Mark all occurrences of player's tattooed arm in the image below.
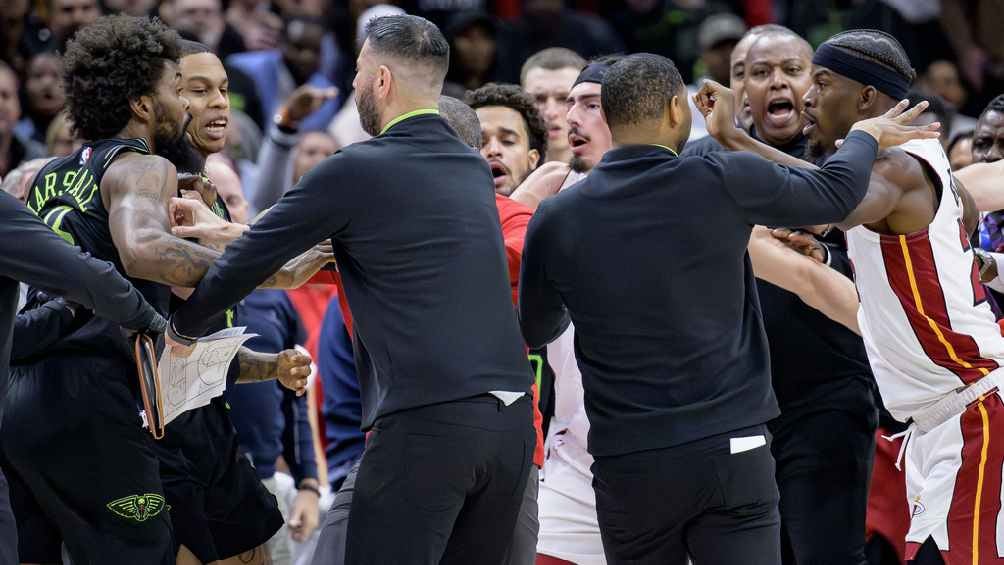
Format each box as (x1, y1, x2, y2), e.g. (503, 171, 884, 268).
(236, 346, 311, 396)
(103, 154, 222, 287)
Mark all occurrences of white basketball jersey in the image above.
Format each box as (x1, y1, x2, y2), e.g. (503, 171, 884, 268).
(847, 139, 1004, 421)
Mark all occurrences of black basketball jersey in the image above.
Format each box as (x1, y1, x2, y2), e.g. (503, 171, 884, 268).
(24, 138, 171, 365)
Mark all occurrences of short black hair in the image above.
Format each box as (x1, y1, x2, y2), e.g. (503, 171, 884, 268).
(824, 29, 916, 84)
(62, 15, 179, 141)
(520, 47, 586, 84)
(178, 39, 211, 57)
(438, 95, 482, 149)
(365, 15, 449, 79)
(467, 83, 548, 158)
(601, 53, 684, 129)
(981, 94, 1004, 118)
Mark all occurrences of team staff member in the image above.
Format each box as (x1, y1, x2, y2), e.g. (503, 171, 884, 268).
(519, 53, 935, 564)
(168, 15, 534, 564)
(0, 188, 167, 565)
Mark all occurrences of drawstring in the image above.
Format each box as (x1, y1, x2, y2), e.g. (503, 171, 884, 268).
(881, 423, 916, 471)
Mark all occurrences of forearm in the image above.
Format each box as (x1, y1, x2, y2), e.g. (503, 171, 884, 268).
(282, 391, 318, 483)
(236, 346, 279, 383)
(249, 128, 297, 215)
(956, 161, 1004, 212)
(718, 126, 819, 169)
(122, 228, 222, 288)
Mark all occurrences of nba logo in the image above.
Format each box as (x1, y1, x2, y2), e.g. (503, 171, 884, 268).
(79, 147, 92, 165)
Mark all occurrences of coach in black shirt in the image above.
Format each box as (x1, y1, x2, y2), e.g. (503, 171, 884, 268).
(519, 53, 931, 564)
(168, 15, 534, 565)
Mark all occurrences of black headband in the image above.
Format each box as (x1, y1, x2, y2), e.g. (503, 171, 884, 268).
(812, 43, 911, 101)
(572, 62, 609, 88)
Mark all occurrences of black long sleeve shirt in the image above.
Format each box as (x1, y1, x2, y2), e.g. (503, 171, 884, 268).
(173, 113, 532, 429)
(518, 131, 880, 457)
(0, 190, 160, 389)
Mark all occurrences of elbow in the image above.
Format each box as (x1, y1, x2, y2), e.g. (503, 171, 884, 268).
(117, 229, 161, 279)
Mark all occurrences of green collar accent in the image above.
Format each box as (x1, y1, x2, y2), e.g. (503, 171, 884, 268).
(379, 108, 440, 135)
(650, 144, 679, 157)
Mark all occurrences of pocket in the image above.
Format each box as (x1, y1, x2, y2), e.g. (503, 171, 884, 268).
(715, 442, 779, 509)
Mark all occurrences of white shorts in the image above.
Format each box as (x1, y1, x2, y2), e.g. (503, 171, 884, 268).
(904, 390, 1004, 564)
(537, 455, 606, 565)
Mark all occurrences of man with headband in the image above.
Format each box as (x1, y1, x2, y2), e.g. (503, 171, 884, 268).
(699, 29, 1004, 564)
(521, 49, 934, 563)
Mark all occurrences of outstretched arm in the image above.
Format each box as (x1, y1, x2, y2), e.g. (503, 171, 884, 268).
(0, 190, 163, 332)
(236, 346, 311, 396)
(102, 154, 222, 288)
(955, 160, 1004, 212)
(748, 226, 860, 334)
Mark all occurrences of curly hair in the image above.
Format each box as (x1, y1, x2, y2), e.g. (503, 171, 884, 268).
(62, 15, 180, 141)
(466, 83, 548, 158)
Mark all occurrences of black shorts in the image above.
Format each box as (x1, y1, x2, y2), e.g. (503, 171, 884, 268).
(0, 357, 174, 565)
(153, 396, 283, 563)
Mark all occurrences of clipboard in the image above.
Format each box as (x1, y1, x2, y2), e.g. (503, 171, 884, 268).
(134, 333, 166, 440)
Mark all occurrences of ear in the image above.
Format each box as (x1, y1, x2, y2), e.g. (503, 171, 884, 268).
(376, 65, 392, 100)
(129, 95, 154, 124)
(527, 148, 540, 170)
(858, 85, 879, 113)
(668, 94, 684, 127)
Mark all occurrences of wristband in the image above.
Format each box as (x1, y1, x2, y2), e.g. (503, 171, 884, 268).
(167, 317, 198, 346)
(298, 483, 321, 497)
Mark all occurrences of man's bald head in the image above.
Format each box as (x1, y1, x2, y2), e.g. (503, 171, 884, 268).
(729, 24, 797, 128)
(438, 95, 481, 149)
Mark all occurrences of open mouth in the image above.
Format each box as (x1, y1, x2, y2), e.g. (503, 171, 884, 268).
(204, 118, 228, 140)
(765, 98, 796, 129)
(569, 133, 589, 154)
(488, 160, 509, 188)
(548, 123, 563, 139)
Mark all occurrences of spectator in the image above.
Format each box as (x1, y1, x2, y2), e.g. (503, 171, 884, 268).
(164, 0, 247, 60)
(696, 12, 746, 86)
(0, 63, 45, 179)
(227, 15, 341, 133)
(520, 47, 585, 164)
(318, 298, 363, 492)
(102, 0, 157, 16)
(0, 0, 31, 75)
(15, 52, 64, 145)
(292, 131, 339, 183)
(516, 0, 624, 62)
(46, 0, 102, 50)
(246, 84, 339, 215)
(44, 110, 79, 157)
(919, 59, 979, 137)
(948, 129, 975, 170)
(225, 0, 282, 51)
(941, 0, 1004, 113)
(444, 11, 519, 92)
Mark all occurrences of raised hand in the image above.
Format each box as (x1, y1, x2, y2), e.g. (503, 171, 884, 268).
(693, 80, 738, 140)
(845, 99, 940, 150)
(276, 85, 339, 129)
(276, 348, 311, 396)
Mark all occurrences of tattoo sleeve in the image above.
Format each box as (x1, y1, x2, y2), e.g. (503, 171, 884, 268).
(105, 155, 222, 287)
(236, 347, 278, 383)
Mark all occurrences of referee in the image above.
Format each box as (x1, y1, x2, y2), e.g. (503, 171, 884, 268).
(518, 53, 932, 564)
(0, 189, 166, 565)
(167, 15, 534, 564)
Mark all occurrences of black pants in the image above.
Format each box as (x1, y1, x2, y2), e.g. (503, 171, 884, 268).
(592, 424, 781, 565)
(771, 402, 877, 565)
(0, 469, 15, 565)
(344, 394, 534, 565)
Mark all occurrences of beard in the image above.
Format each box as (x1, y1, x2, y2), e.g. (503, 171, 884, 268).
(357, 85, 381, 137)
(806, 137, 827, 164)
(154, 107, 204, 174)
(570, 155, 591, 173)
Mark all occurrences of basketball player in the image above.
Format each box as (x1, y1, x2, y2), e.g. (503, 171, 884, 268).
(698, 29, 1004, 565)
(1, 16, 307, 565)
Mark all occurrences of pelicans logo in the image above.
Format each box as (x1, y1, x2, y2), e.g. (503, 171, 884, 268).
(106, 493, 167, 522)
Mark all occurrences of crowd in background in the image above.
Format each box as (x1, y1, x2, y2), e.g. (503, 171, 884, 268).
(0, 1, 1002, 564)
